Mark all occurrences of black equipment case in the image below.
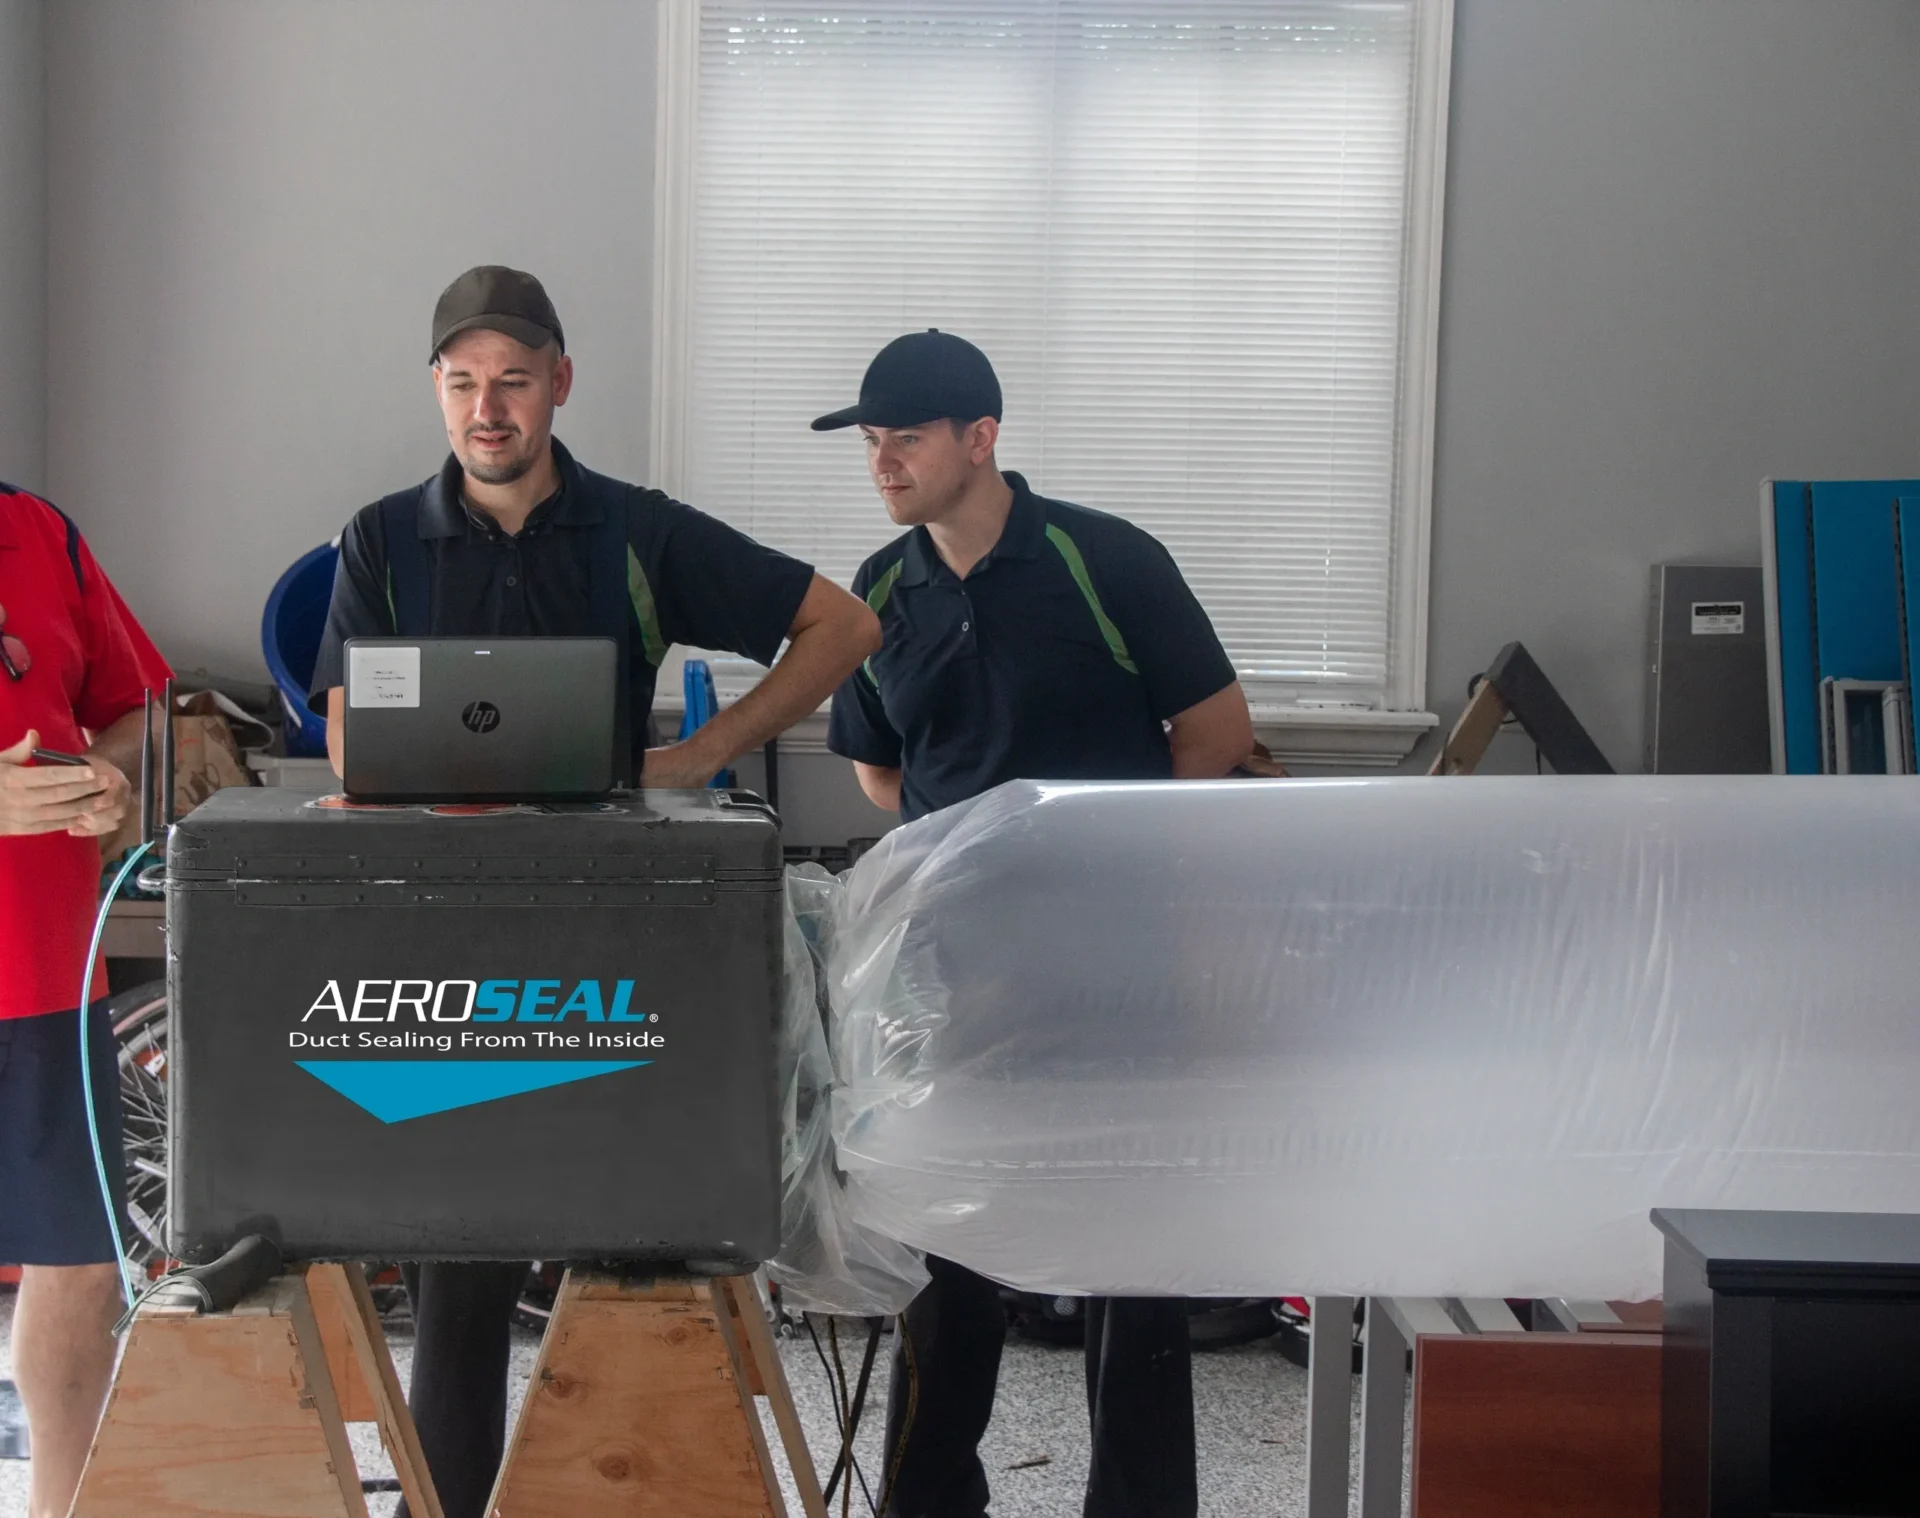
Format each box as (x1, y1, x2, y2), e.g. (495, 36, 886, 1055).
(165, 787, 784, 1266)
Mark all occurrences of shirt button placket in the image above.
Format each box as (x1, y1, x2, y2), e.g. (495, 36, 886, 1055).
(502, 542, 525, 633)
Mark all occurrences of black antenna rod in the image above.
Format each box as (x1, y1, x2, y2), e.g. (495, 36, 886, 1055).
(138, 688, 154, 850)
(160, 678, 177, 832)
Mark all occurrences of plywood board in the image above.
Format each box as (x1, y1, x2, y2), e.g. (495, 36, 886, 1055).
(72, 1277, 367, 1518)
(488, 1271, 781, 1518)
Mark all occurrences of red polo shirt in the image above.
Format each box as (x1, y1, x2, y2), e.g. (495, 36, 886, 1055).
(0, 486, 170, 1019)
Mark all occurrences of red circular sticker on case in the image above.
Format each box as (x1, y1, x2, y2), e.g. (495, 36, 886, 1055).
(426, 803, 527, 817)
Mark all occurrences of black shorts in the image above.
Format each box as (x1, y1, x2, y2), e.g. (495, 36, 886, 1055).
(0, 1004, 130, 1266)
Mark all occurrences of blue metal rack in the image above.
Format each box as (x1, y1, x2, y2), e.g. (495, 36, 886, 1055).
(1762, 478, 1920, 773)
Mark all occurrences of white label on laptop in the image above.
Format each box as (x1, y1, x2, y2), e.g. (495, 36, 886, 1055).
(349, 646, 421, 708)
(1691, 601, 1745, 635)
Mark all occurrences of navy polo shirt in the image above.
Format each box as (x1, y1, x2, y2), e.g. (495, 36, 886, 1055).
(310, 439, 814, 774)
(828, 472, 1237, 822)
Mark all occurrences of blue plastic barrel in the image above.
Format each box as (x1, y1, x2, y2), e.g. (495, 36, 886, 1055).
(261, 542, 339, 757)
(677, 659, 736, 788)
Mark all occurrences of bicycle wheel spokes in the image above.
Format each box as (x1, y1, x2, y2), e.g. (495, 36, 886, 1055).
(111, 982, 171, 1264)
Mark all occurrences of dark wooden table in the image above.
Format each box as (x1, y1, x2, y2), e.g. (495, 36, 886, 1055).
(102, 898, 165, 960)
(1654, 1207, 1920, 1518)
(102, 898, 167, 993)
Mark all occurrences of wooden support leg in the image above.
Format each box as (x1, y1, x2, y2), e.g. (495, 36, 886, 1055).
(308, 1262, 444, 1518)
(488, 1269, 827, 1518)
(1429, 678, 1510, 775)
(717, 1274, 770, 1397)
(71, 1274, 369, 1518)
(308, 1263, 380, 1422)
(713, 1277, 828, 1518)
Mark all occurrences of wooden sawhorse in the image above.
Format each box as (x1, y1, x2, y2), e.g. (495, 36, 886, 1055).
(72, 1265, 826, 1518)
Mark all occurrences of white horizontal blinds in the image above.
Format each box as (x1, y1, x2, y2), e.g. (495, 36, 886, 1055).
(687, 1, 1417, 701)
(1030, 6, 1415, 695)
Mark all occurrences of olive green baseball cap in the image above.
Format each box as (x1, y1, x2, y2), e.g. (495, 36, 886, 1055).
(430, 265, 565, 362)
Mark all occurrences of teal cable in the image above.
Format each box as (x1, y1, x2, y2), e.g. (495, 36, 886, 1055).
(80, 840, 153, 1311)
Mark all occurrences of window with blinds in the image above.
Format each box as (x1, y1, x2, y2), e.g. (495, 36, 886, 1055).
(667, 0, 1436, 707)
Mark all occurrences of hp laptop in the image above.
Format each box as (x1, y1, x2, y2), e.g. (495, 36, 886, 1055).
(342, 637, 617, 802)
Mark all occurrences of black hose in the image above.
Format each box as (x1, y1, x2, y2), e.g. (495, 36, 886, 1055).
(181, 1234, 284, 1313)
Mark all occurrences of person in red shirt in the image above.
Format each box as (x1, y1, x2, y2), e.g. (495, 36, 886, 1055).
(0, 481, 169, 1518)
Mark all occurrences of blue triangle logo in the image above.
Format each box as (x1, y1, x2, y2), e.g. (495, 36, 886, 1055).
(295, 1060, 650, 1124)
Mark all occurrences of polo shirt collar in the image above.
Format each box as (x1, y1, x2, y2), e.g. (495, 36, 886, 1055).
(416, 437, 602, 539)
(995, 473, 1048, 560)
(899, 471, 1046, 586)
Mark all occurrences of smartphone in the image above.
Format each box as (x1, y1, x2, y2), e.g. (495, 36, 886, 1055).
(30, 747, 91, 766)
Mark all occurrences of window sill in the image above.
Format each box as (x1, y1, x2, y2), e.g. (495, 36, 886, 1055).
(1249, 705, 1439, 769)
(654, 695, 1437, 767)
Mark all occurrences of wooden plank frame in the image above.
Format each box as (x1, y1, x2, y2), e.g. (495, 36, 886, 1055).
(72, 1269, 438, 1518)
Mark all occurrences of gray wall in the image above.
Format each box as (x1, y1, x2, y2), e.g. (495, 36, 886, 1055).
(1426, 0, 1920, 773)
(45, 0, 658, 677)
(0, 0, 45, 492)
(27, 0, 1920, 830)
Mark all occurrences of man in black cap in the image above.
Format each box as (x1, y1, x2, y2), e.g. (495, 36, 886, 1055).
(817, 331, 1253, 1518)
(310, 266, 880, 1518)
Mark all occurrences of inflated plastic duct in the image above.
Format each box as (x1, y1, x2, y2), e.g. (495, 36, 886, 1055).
(827, 777, 1920, 1301)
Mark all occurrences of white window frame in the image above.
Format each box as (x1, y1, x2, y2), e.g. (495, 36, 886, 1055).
(650, 0, 1452, 766)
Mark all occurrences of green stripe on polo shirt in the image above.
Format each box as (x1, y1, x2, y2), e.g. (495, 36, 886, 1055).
(865, 559, 904, 615)
(1044, 524, 1139, 675)
(626, 545, 668, 668)
(861, 558, 905, 687)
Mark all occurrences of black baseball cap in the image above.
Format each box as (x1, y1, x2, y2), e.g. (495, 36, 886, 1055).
(811, 330, 1002, 431)
(430, 265, 566, 362)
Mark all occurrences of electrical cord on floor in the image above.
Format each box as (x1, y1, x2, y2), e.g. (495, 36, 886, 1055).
(822, 1319, 883, 1509)
(836, 1318, 885, 1517)
(79, 839, 154, 1313)
(803, 1318, 852, 1503)
(876, 1320, 917, 1518)
(828, 1319, 850, 1503)
(829, 1318, 852, 1518)
(807, 1315, 879, 1516)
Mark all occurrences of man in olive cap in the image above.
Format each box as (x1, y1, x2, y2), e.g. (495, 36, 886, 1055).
(310, 265, 880, 1518)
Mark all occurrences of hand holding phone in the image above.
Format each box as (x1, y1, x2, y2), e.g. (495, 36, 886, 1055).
(0, 730, 119, 836)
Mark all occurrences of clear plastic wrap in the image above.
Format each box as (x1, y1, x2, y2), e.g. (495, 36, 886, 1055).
(767, 864, 929, 1316)
(827, 776, 1920, 1302)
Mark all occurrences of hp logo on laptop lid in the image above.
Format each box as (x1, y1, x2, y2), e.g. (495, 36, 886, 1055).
(462, 701, 501, 734)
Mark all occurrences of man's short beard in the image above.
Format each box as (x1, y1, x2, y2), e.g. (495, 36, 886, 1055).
(462, 450, 538, 486)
